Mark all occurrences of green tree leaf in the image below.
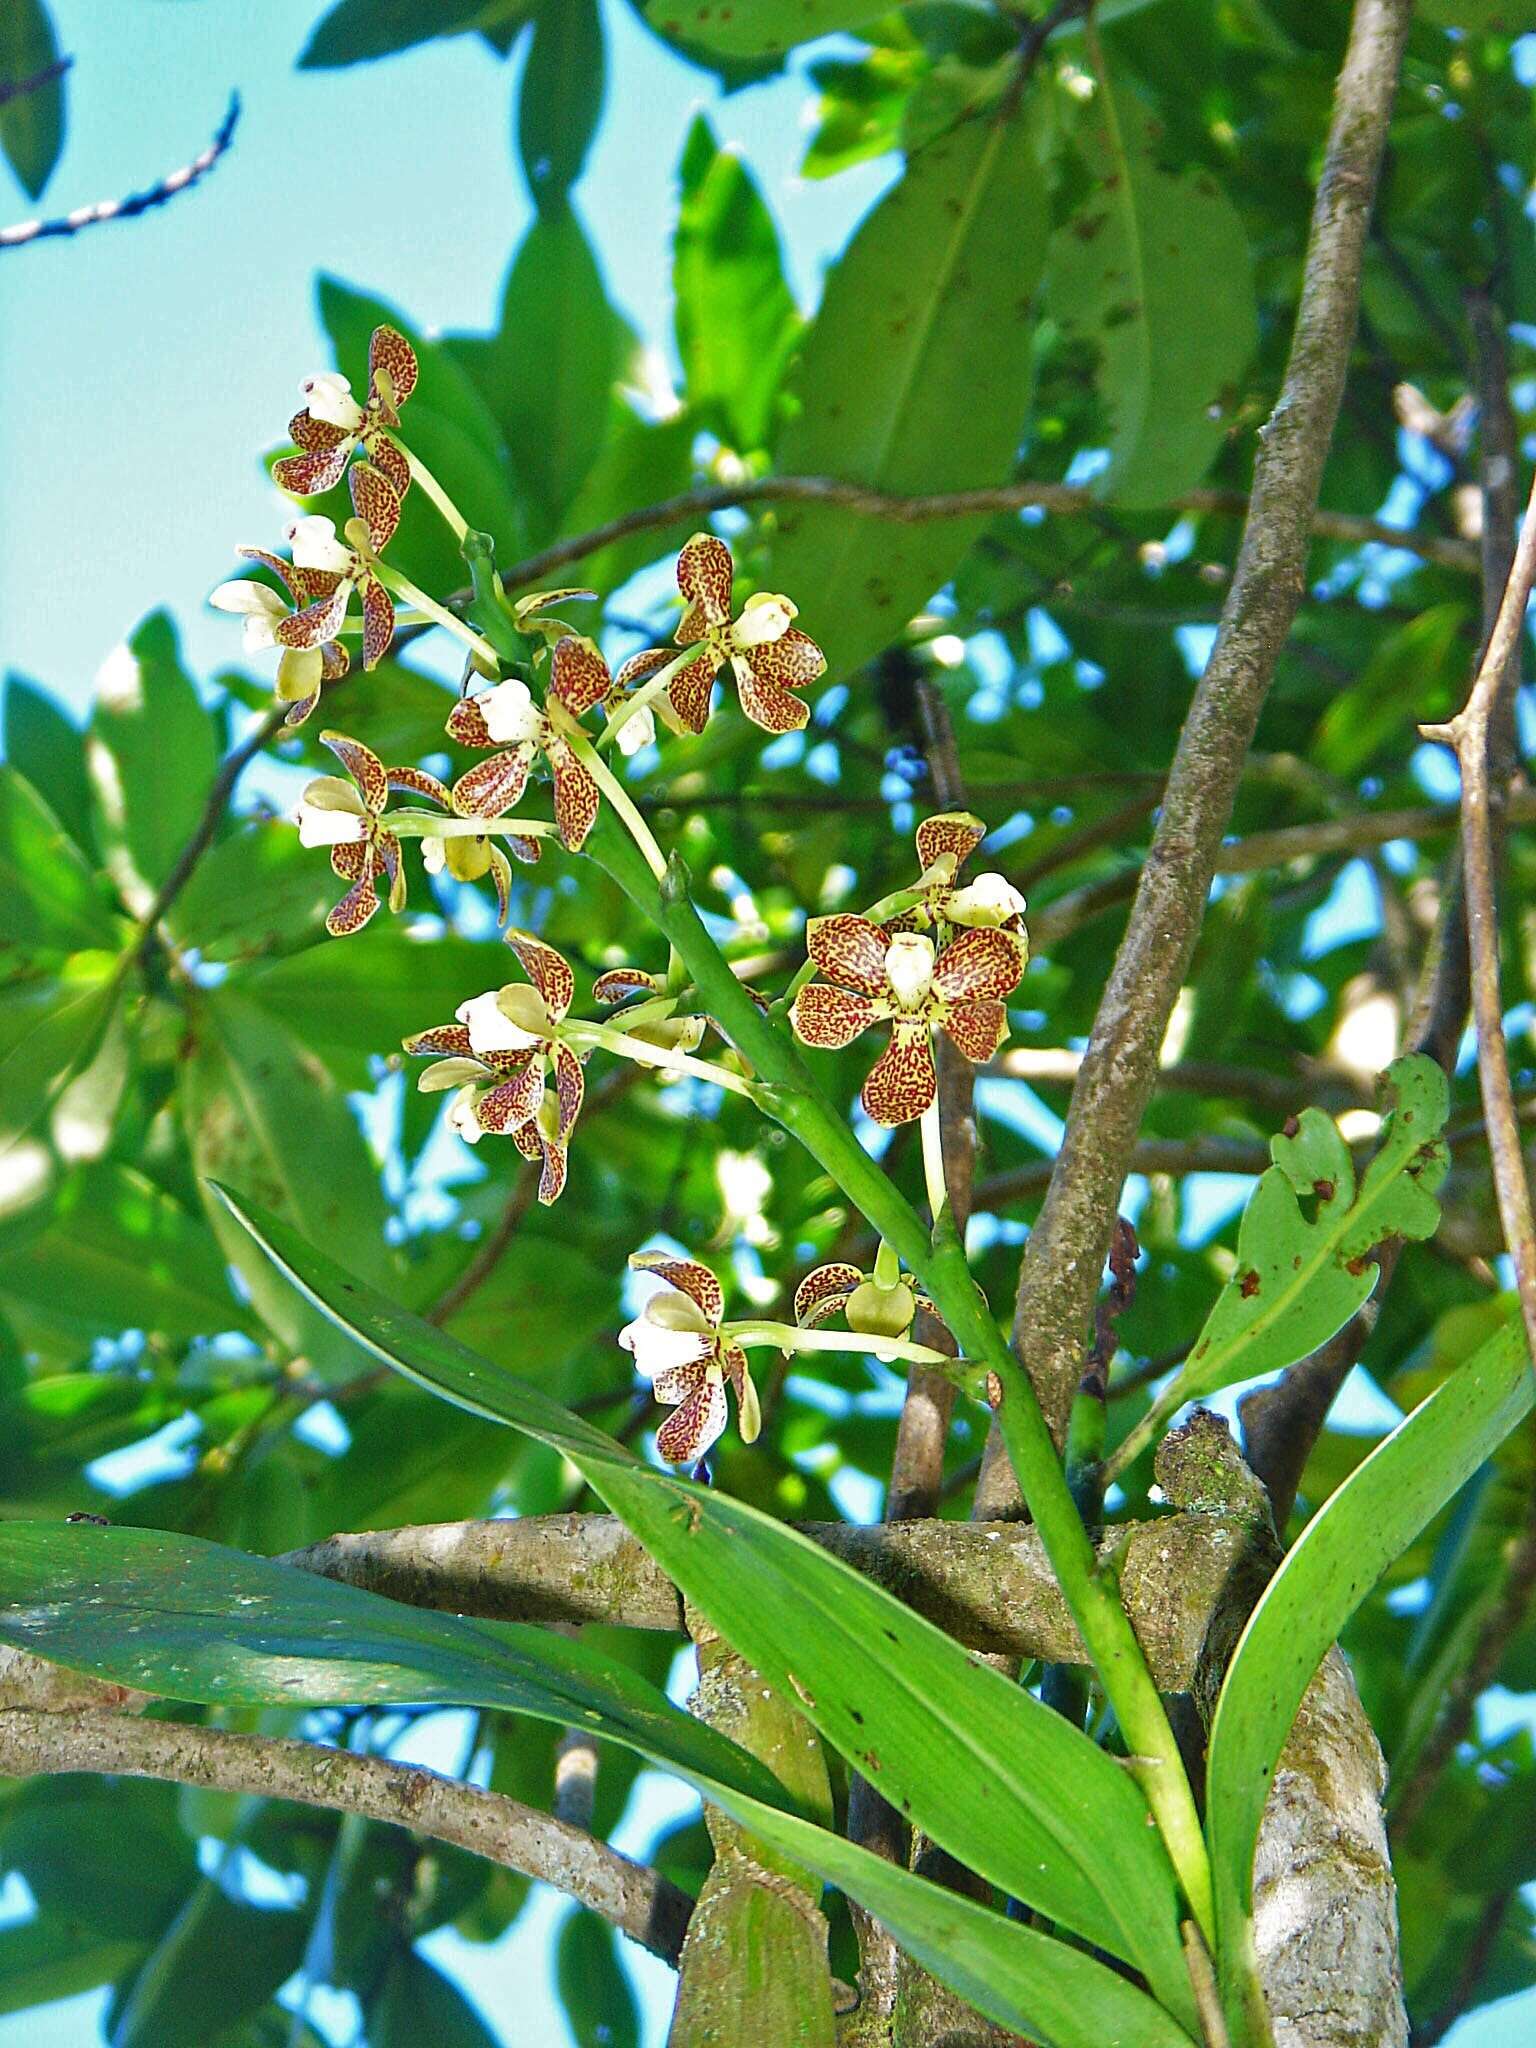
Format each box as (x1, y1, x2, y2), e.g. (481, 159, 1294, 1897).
(1045, 77, 1256, 507)
(642, 1, 888, 59)
(674, 114, 799, 449)
(769, 108, 1049, 682)
(108, 1880, 307, 2048)
(2, 675, 96, 860)
(374, 1950, 502, 2047)
(87, 613, 221, 907)
(0, 1779, 196, 1942)
(0, 767, 117, 956)
(557, 1908, 640, 2048)
(517, 0, 605, 212)
(1205, 1311, 1532, 2035)
(550, 403, 695, 590)
(0, 0, 63, 199)
(1107, 1055, 1451, 1480)
(0, 961, 119, 1193)
(214, 1190, 1199, 2019)
(300, 0, 534, 68)
(449, 213, 625, 539)
(0, 1919, 142, 2019)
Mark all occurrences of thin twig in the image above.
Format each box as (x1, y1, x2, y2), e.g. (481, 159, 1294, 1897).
(0, 1708, 692, 1965)
(2, 93, 240, 249)
(0, 54, 71, 109)
(1409, 1886, 1518, 2048)
(1422, 474, 1536, 1364)
(487, 477, 1474, 597)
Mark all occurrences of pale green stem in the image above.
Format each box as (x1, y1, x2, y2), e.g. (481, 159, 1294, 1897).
(404, 449, 469, 544)
(562, 1021, 760, 1101)
(372, 563, 500, 669)
(549, 708, 669, 882)
(595, 648, 697, 753)
(387, 810, 558, 843)
(727, 1323, 953, 1370)
(919, 1084, 949, 1225)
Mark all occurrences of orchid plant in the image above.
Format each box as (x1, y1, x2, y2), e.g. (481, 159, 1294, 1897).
(206, 323, 1223, 1939)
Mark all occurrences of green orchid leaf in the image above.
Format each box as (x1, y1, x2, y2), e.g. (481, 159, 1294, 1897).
(213, 1187, 1199, 2023)
(0, 0, 64, 199)
(1206, 1311, 1532, 2034)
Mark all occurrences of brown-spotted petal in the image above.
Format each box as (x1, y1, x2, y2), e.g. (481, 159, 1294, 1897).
(368, 325, 419, 412)
(932, 926, 1024, 1004)
(319, 638, 351, 682)
(277, 583, 349, 653)
(330, 839, 370, 883)
(549, 635, 612, 717)
(734, 656, 810, 736)
(387, 764, 452, 807)
(861, 1023, 937, 1127)
(794, 1263, 864, 1328)
(535, 1132, 568, 1205)
(665, 647, 719, 735)
(593, 968, 664, 1003)
(656, 1371, 728, 1464)
(506, 831, 544, 867)
(321, 731, 389, 813)
(916, 811, 985, 874)
(649, 1354, 711, 1406)
(326, 868, 380, 938)
(476, 1058, 546, 1133)
(404, 1022, 475, 1058)
(613, 645, 676, 693)
(676, 532, 734, 628)
(504, 930, 576, 1021)
(547, 737, 600, 853)
(349, 462, 401, 554)
(805, 914, 890, 998)
(365, 430, 412, 502)
(630, 1252, 724, 1326)
(376, 830, 406, 914)
(288, 410, 350, 455)
(236, 545, 304, 599)
(749, 626, 825, 689)
(359, 577, 395, 671)
(283, 688, 321, 728)
(452, 750, 531, 819)
(552, 1041, 585, 1143)
(446, 696, 497, 749)
(941, 999, 1008, 1066)
(486, 841, 513, 923)
(273, 444, 351, 497)
(790, 981, 878, 1050)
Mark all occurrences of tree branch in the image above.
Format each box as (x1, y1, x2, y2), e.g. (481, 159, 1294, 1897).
(0, 1706, 692, 1965)
(1002, 0, 1413, 1456)
(488, 477, 1474, 596)
(1, 93, 240, 250)
(282, 1510, 1264, 1693)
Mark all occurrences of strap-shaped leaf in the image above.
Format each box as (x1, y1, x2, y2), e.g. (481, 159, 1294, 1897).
(1205, 1311, 1531, 2029)
(214, 1185, 1198, 2025)
(0, 1520, 785, 1813)
(1107, 1054, 1449, 1480)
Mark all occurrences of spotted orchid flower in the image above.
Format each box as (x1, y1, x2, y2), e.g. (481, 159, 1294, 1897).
(209, 547, 349, 727)
(446, 635, 668, 851)
(276, 462, 402, 673)
(405, 932, 588, 1202)
(272, 325, 419, 502)
(889, 812, 1029, 947)
(795, 1245, 937, 1359)
(660, 533, 826, 736)
(789, 916, 1024, 1124)
(619, 1253, 761, 1463)
(296, 733, 414, 938)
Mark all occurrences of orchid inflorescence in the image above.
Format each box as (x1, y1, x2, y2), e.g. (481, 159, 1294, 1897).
(214, 323, 1029, 1464)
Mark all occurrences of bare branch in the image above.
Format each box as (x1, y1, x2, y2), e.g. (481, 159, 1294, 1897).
(487, 478, 1472, 599)
(0, 54, 71, 110)
(284, 1510, 1266, 1693)
(1004, 0, 1414, 1455)
(2, 94, 240, 250)
(0, 1707, 692, 1965)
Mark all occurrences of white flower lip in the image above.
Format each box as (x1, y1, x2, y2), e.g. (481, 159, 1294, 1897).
(732, 592, 796, 647)
(619, 1312, 712, 1380)
(296, 800, 367, 848)
(421, 836, 447, 876)
(457, 987, 544, 1054)
(287, 515, 354, 575)
(302, 371, 365, 432)
(884, 931, 936, 1009)
(476, 680, 544, 747)
(210, 579, 285, 651)
(947, 872, 1027, 926)
(613, 704, 656, 757)
(445, 1085, 484, 1146)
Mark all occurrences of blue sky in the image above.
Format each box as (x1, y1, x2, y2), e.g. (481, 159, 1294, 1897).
(1, 3, 1533, 2043)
